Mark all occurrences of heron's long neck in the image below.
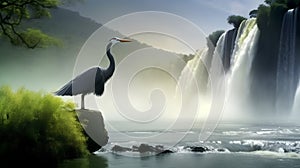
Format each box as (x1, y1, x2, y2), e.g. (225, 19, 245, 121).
(104, 42, 115, 81)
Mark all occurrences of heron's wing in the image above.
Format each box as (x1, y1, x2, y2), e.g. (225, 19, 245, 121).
(71, 67, 100, 95)
(55, 81, 73, 96)
(55, 67, 100, 96)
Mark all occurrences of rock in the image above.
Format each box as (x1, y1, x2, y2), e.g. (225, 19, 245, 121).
(154, 145, 174, 154)
(137, 144, 174, 154)
(190, 146, 207, 152)
(138, 144, 157, 153)
(76, 109, 109, 153)
(159, 149, 174, 154)
(252, 144, 262, 151)
(217, 148, 227, 152)
(132, 145, 139, 152)
(112, 145, 131, 152)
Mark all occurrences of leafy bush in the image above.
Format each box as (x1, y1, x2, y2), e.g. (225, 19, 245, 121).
(227, 15, 247, 28)
(0, 86, 88, 167)
(208, 30, 225, 47)
(257, 0, 299, 30)
(257, 4, 271, 30)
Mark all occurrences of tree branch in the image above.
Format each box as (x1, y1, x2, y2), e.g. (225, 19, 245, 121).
(0, 0, 60, 48)
(10, 23, 41, 49)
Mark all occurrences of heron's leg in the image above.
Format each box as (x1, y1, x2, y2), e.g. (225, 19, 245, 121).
(81, 94, 85, 109)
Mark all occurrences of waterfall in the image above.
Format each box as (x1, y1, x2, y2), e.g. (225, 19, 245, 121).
(231, 18, 257, 66)
(210, 33, 226, 75)
(177, 30, 229, 99)
(292, 81, 300, 116)
(223, 28, 237, 71)
(179, 18, 259, 121)
(176, 8, 299, 121)
(176, 34, 225, 122)
(224, 19, 260, 119)
(176, 48, 209, 97)
(276, 8, 299, 114)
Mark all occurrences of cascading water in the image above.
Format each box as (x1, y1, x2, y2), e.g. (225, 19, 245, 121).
(276, 8, 299, 115)
(178, 8, 299, 120)
(177, 18, 260, 120)
(223, 28, 237, 71)
(209, 33, 226, 76)
(225, 19, 260, 118)
(230, 19, 257, 66)
(292, 81, 300, 116)
(176, 48, 209, 97)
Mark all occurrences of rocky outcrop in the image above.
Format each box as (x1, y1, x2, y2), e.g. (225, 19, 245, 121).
(76, 109, 109, 153)
(111, 144, 174, 155)
(112, 145, 131, 152)
(184, 146, 208, 152)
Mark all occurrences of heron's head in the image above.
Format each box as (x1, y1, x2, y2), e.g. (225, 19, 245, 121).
(110, 37, 132, 44)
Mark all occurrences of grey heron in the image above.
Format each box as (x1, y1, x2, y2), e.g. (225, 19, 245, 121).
(55, 37, 131, 109)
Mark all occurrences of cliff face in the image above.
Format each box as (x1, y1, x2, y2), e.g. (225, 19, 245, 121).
(76, 109, 109, 153)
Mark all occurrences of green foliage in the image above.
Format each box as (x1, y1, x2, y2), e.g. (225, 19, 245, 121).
(256, 0, 299, 31)
(0, 86, 88, 166)
(208, 30, 225, 47)
(249, 9, 258, 18)
(0, 0, 80, 49)
(227, 15, 247, 28)
(257, 4, 271, 30)
(18, 28, 63, 47)
(265, 0, 300, 7)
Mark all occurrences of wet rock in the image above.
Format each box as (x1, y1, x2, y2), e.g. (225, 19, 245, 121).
(132, 145, 139, 152)
(217, 148, 227, 152)
(76, 109, 109, 153)
(138, 144, 157, 153)
(159, 149, 174, 154)
(190, 146, 208, 152)
(112, 145, 131, 152)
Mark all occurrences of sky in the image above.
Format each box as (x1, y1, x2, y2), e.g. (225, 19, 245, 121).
(66, 0, 264, 34)
(65, 0, 264, 54)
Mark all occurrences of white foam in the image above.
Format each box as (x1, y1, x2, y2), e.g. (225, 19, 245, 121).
(229, 141, 242, 145)
(246, 151, 300, 159)
(222, 131, 253, 136)
(256, 131, 276, 135)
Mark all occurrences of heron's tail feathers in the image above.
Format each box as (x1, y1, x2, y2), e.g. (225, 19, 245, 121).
(55, 81, 73, 96)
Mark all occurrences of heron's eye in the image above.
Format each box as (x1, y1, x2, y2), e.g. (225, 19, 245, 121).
(110, 37, 118, 41)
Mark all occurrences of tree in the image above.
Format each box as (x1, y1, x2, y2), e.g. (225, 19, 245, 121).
(264, 0, 276, 5)
(264, 0, 300, 7)
(256, 4, 271, 30)
(208, 30, 225, 47)
(227, 15, 247, 28)
(0, 0, 77, 48)
(249, 9, 258, 18)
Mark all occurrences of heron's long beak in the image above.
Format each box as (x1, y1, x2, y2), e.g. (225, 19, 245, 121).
(119, 39, 132, 42)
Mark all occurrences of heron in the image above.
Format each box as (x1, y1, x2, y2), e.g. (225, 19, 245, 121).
(55, 37, 131, 109)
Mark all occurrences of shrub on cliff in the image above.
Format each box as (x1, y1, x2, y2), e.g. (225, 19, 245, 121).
(208, 30, 225, 47)
(227, 15, 247, 28)
(0, 86, 88, 166)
